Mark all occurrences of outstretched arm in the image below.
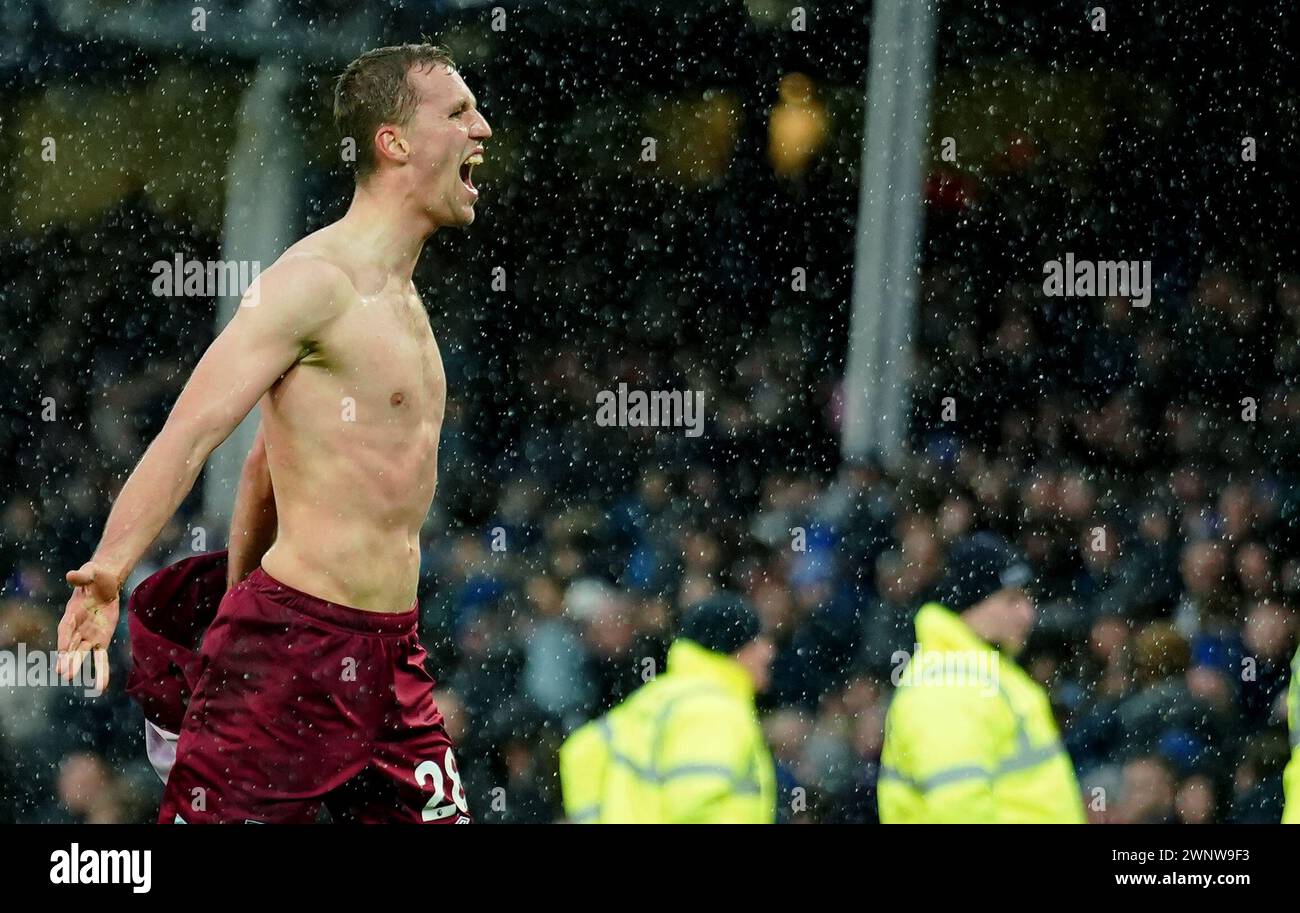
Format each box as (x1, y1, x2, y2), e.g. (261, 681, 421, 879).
(227, 422, 277, 590)
(57, 258, 351, 688)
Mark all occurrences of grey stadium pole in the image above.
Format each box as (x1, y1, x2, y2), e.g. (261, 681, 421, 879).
(840, 0, 938, 468)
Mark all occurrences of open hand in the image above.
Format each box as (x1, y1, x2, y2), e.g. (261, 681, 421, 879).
(56, 562, 121, 692)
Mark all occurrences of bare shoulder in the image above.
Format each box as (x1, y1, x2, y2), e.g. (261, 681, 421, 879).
(258, 246, 357, 314)
(241, 241, 360, 339)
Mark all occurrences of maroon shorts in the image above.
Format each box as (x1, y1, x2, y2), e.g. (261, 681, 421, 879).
(157, 567, 470, 824)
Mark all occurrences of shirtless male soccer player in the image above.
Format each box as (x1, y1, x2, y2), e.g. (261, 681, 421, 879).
(55, 44, 491, 823)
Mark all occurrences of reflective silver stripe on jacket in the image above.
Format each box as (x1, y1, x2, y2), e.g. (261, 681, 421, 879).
(884, 673, 1068, 793)
(596, 688, 761, 791)
(880, 741, 1067, 794)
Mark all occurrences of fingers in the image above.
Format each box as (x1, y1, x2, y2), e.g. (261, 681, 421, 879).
(59, 645, 103, 686)
(68, 648, 88, 683)
(56, 611, 73, 654)
(60, 631, 86, 682)
(57, 625, 104, 686)
(56, 604, 86, 678)
(56, 649, 75, 681)
(55, 627, 76, 680)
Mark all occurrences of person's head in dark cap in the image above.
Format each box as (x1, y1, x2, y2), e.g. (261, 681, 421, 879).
(935, 532, 1036, 655)
(679, 593, 774, 691)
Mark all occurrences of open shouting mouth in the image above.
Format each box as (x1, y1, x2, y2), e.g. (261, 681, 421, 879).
(459, 148, 484, 196)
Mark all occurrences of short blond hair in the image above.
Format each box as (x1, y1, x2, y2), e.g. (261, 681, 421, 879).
(334, 43, 456, 180)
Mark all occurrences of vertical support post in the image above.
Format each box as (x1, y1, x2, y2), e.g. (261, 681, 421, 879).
(841, 0, 938, 467)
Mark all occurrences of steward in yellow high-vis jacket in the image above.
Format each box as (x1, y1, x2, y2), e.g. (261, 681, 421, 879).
(1283, 646, 1300, 823)
(879, 533, 1086, 824)
(559, 594, 776, 824)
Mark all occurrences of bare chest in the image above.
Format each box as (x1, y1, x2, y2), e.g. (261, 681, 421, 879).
(324, 293, 446, 425)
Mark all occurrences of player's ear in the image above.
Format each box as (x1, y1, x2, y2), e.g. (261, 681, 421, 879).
(375, 126, 410, 166)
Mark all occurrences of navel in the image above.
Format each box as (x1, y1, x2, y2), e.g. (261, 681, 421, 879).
(390, 392, 405, 407)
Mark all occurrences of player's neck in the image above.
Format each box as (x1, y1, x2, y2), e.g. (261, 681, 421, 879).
(340, 182, 435, 282)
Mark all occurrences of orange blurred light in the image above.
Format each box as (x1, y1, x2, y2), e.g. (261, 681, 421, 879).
(768, 73, 829, 179)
